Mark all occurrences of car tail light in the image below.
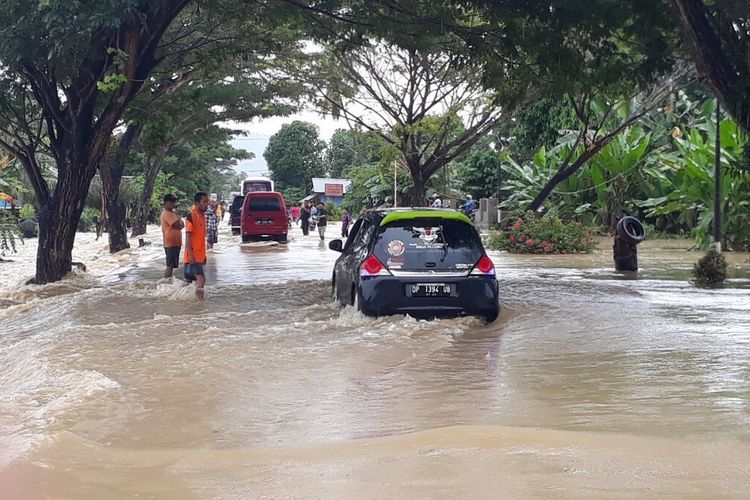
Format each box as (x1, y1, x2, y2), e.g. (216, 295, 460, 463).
(470, 255, 495, 276)
(360, 255, 391, 277)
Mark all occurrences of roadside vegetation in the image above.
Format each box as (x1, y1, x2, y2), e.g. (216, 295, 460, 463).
(0, 1, 747, 283)
(486, 213, 598, 255)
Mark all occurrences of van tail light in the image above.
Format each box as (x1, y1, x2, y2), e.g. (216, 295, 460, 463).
(360, 255, 391, 277)
(470, 255, 496, 276)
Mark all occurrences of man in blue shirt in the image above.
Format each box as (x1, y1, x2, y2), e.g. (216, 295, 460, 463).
(463, 195, 475, 217)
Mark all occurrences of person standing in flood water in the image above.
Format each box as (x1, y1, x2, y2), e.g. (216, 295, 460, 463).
(341, 207, 351, 238)
(206, 200, 219, 250)
(184, 192, 209, 300)
(315, 202, 327, 240)
(300, 201, 311, 236)
(160, 194, 183, 278)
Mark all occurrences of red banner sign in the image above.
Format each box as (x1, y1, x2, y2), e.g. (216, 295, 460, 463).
(325, 183, 344, 196)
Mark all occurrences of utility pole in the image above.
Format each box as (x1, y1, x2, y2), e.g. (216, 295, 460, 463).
(714, 100, 722, 251)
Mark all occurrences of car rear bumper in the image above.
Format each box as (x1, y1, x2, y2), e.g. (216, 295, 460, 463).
(242, 226, 287, 236)
(358, 275, 499, 319)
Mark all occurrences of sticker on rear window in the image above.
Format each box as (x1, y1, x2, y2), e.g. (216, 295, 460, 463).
(387, 240, 405, 257)
(413, 226, 441, 244)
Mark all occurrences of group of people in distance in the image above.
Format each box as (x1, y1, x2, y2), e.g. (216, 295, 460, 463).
(160, 192, 224, 300)
(297, 201, 326, 240)
(160, 191, 472, 300)
(160, 193, 353, 300)
(432, 192, 476, 219)
(292, 201, 353, 240)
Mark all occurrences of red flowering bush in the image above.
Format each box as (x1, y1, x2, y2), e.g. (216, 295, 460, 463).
(487, 212, 598, 254)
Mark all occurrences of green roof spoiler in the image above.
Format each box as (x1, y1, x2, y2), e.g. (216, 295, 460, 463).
(379, 210, 472, 226)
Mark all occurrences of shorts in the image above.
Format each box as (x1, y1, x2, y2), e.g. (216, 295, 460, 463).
(164, 246, 181, 269)
(207, 230, 218, 245)
(184, 263, 205, 281)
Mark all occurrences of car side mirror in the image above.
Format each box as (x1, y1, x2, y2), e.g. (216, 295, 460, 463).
(328, 239, 343, 252)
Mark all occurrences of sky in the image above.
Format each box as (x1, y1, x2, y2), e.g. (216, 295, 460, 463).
(228, 110, 344, 177)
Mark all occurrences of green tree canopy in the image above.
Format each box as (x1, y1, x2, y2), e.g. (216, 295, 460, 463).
(325, 129, 366, 178)
(0, 0, 191, 282)
(308, 40, 513, 205)
(508, 98, 579, 160)
(455, 148, 508, 201)
(264, 121, 326, 192)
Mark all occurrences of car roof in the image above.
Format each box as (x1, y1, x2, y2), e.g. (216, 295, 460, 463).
(375, 208, 473, 226)
(244, 191, 283, 197)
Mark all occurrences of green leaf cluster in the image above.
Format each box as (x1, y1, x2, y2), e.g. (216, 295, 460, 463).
(0, 210, 22, 256)
(264, 121, 326, 192)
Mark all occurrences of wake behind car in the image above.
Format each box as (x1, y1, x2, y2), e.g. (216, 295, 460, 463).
(241, 191, 288, 243)
(329, 208, 500, 322)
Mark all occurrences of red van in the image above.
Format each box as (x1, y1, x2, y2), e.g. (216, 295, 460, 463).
(241, 192, 288, 243)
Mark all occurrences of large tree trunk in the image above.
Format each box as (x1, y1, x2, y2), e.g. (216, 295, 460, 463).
(100, 124, 143, 253)
(100, 169, 130, 252)
(408, 160, 428, 206)
(9, 1, 190, 284)
(131, 148, 168, 244)
(673, 0, 750, 133)
(33, 161, 92, 284)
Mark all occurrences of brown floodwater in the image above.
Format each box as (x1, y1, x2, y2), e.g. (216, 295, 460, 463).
(1, 230, 749, 499)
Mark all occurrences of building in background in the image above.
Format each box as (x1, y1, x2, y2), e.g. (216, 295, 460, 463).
(310, 178, 352, 206)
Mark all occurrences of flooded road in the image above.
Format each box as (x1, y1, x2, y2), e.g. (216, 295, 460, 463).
(1, 226, 750, 498)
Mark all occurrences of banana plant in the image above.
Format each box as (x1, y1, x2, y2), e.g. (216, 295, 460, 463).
(638, 110, 749, 249)
(582, 124, 652, 228)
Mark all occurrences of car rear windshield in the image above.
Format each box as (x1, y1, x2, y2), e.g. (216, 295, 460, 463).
(247, 197, 282, 212)
(372, 218, 484, 272)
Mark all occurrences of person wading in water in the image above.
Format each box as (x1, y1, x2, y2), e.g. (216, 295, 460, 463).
(341, 207, 351, 238)
(300, 201, 311, 236)
(160, 194, 184, 278)
(206, 200, 219, 250)
(184, 192, 209, 300)
(315, 202, 327, 240)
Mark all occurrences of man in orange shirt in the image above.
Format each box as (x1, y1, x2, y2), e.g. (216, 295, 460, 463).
(160, 194, 184, 278)
(184, 192, 209, 299)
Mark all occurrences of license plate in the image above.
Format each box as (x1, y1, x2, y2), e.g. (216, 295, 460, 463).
(255, 218, 272, 225)
(409, 283, 453, 297)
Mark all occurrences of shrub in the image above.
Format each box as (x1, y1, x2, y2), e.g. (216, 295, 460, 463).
(19, 204, 36, 219)
(692, 246, 727, 287)
(77, 207, 100, 232)
(324, 200, 342, 221)
(486, 211, 598, 254)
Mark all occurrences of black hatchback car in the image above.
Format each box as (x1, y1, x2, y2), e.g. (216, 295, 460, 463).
(329, 208, 500, 322)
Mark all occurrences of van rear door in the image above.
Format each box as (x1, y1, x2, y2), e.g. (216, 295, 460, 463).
(245, 195, 286, 229)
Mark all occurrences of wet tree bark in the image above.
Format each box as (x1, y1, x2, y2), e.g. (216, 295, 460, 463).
(100, 123, 143, 253)
(34, 157, 94, 283)
(408, 158, 428, 207)
(528, 167, 581, 213)
(131, 146, 169, 245)
(3, 2, 191, 283)
(672, 0, 750, 134)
